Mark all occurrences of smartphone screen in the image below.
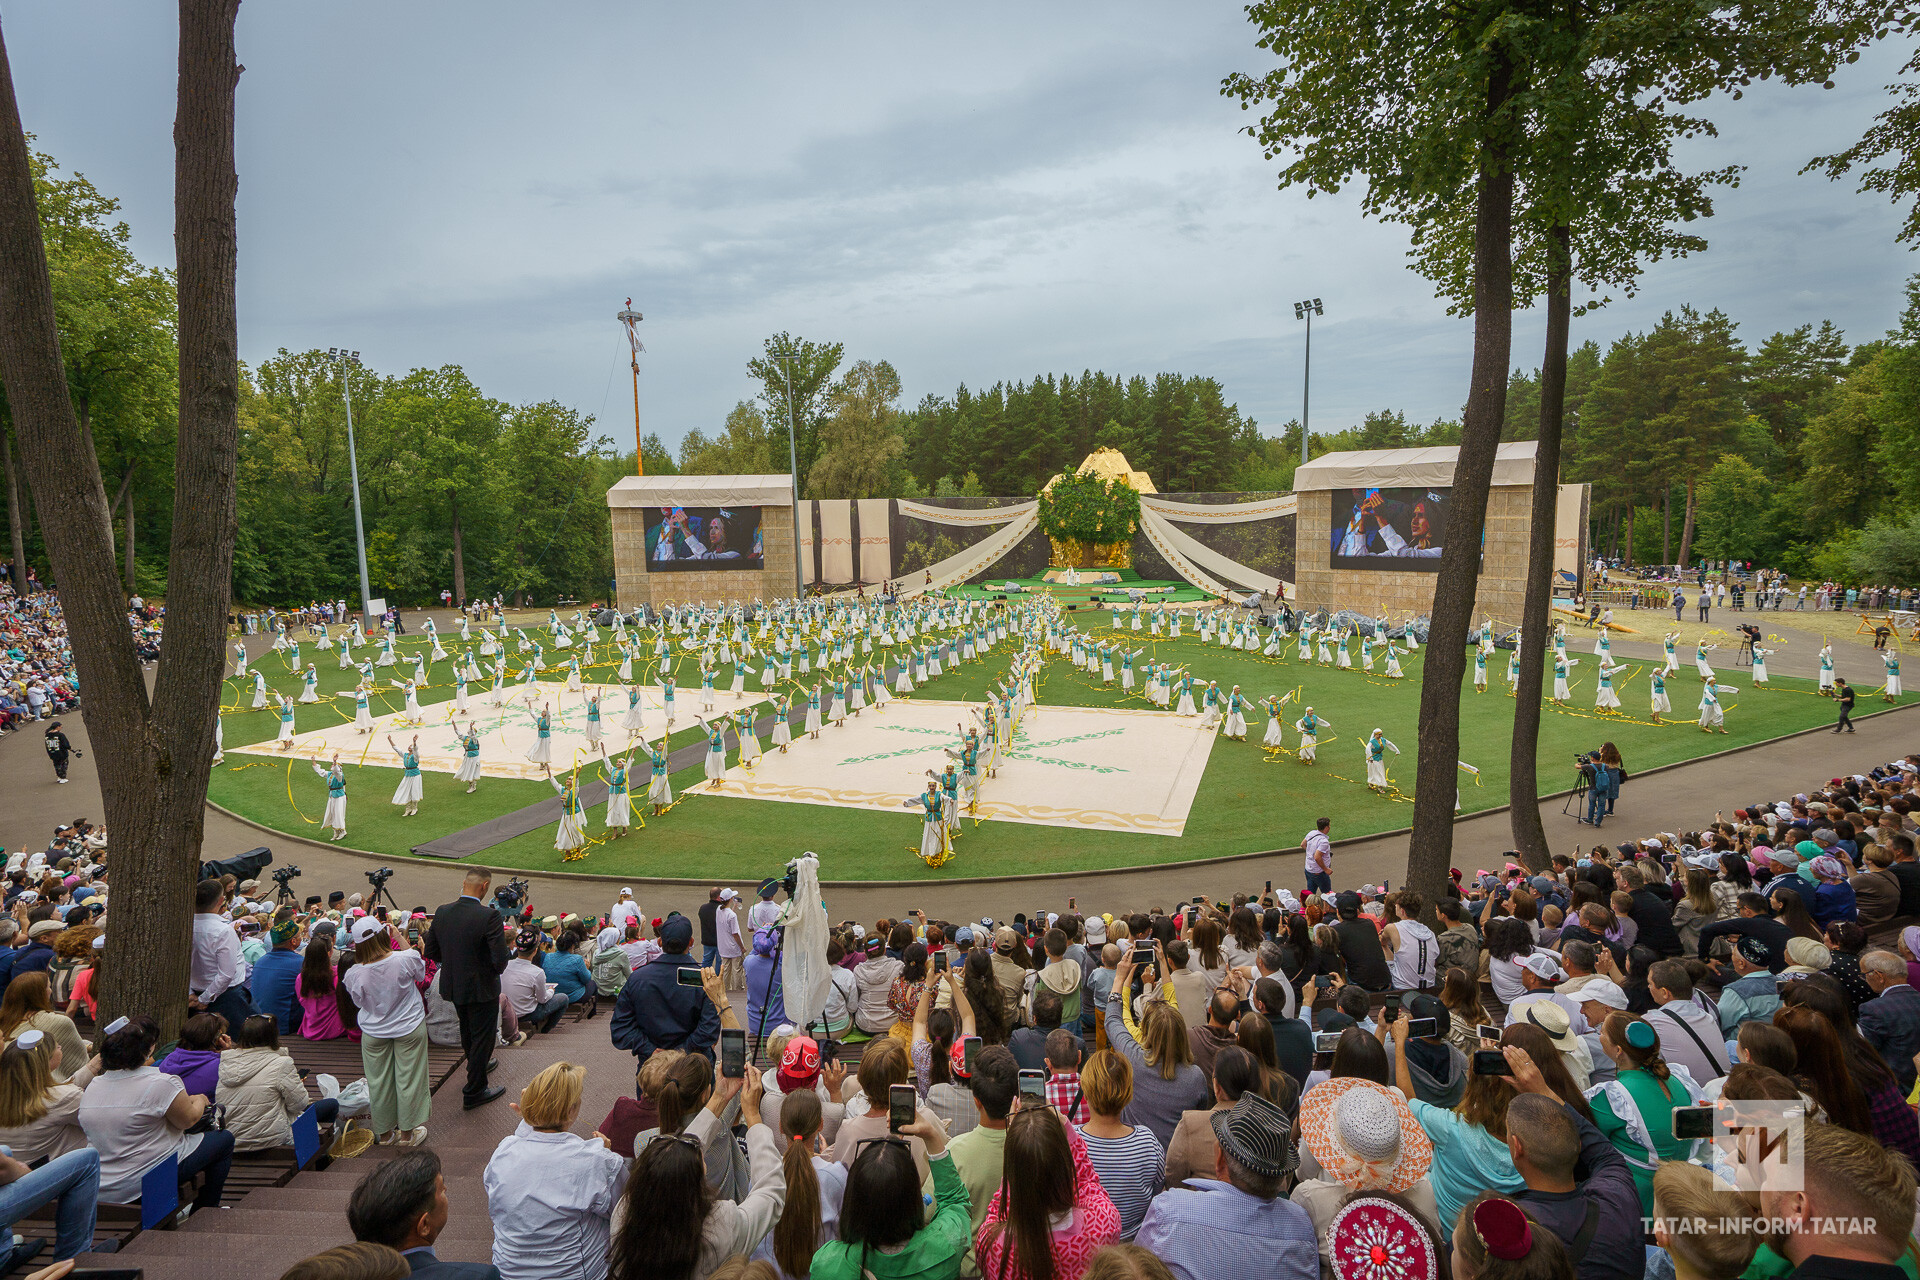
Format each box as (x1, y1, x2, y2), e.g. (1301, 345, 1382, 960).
(1313, 974, 1332, 989)
(1017, 1068, 1047, 1101)
(1672, 1106, 1718, 1141)
(1472, 1049, 1512, 1076)
(1191, 896, 1204, 905)
(1383, 993, 1402, 1012)
(933, 950, 949, 973)
(1133, 944, 1154, 964)
(1477, 1024, 1502, 1043)
(962, 1035, 981, 1078)
(888, 1083, 916, 1133)
(676, 966, 704, 988)
(719, 1028, 746, 1079)
(1404, 1017, 1438, 1039)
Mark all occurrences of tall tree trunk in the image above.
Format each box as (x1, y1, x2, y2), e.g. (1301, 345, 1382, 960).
(1509, 224, 1570, 872)
(1, 422, 27, 595)
(0, 0, 243, 1042)
(448, 487, 465, 605)
(123, 493, 134, 594)
(1676, 476, 1698, 569)
(1662, 490, 1671, 563)
(1624, 501, 1633, 565)
(1406, 60, 1516, 919)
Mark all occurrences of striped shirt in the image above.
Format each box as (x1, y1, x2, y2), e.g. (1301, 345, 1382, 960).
(1079, 1123, 1166, 1240)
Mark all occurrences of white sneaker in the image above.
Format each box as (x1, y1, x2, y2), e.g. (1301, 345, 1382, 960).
(400, 1126, 428, 1147)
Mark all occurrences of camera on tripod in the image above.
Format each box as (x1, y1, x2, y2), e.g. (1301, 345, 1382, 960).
(367, 867, 393, 888)
(494, 876, 530, 917)
(271, 865, 301, 902)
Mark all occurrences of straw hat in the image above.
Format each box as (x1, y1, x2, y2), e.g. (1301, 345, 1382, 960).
(1298, 1078, 1432, 1195)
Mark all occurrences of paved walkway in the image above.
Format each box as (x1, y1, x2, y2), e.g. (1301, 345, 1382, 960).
(6, 632, 1908, 929)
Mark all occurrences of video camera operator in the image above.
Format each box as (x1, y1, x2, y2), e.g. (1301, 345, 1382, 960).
(1737, 623, 1761, 663)
(1574, 751, 1614, 828)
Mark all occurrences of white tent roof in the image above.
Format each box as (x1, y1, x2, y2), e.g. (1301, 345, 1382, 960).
(1292, 440, 1540, 491)
(606, 474, 796, 508)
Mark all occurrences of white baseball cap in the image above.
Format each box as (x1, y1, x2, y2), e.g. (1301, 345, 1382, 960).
(718, 889, 738, 902)
(1519, 953, 1567, 981)
(349, 917, 386, 944)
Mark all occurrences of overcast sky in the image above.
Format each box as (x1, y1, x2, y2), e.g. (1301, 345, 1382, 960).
(7, 3, 1917, 458)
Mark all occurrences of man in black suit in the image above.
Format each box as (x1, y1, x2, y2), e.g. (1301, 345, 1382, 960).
(348, 1149, 500, 1279)
(423, 869, 509, 1110)
(1859, 950, 1920, 1094)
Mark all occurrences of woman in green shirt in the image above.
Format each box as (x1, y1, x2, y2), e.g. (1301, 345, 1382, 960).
(812, 1112, 969, 1280)
(1585, 1011, 1700, 1216)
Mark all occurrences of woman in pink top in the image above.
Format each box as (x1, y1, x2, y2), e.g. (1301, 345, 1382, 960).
(977, 1104, 1120, 1280)
(296, 937, 348, 1040)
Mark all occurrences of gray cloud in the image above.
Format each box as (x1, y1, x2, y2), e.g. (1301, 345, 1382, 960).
(6, 2, 1916, 459)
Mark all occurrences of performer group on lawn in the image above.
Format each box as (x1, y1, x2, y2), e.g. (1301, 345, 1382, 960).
(222, 585, 1901, 863)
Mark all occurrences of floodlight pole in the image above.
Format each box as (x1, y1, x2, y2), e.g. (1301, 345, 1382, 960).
(1294, 298, 1323, 465)
(618, 300, 645, 475)
(774, 352, 803, 599)
(330, 348, 374, 631)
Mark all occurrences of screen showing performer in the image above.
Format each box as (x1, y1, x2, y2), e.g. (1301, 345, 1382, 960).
(646, 506, 765, 571)
(1329, 487, 1448, 572)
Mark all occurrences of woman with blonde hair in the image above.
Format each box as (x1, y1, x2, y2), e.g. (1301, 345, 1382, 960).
(755, 1089, 847, 1279)
(1651, 1161, 1759, 1280)
(1102, 951, 1210, 1148)
(338, 916, 429, 1148)
(0, 970, 89, 1082)
(1673, 868, 1717, 955)
(0, 1029, 90, 1162)
(1076, 1050, 1164, 1241)
(1081, 1245, 1174, 1280)
(485, 1061, 631, 1280)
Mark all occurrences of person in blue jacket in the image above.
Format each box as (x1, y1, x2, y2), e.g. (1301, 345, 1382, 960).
(609, 914, 720, 1076)
(248, 917, 306, 1034)
(539, 929, 596, 1010)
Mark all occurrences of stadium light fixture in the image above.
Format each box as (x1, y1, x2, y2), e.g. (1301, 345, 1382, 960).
(1292, 299, 1324, 465)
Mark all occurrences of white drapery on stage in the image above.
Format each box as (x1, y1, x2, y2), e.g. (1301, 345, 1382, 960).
(857, 498, 892, 584)
(818, 501, 855, 585)
(901, 506, 1041, 596)
(1142, 493, 1298, 524)
(1138, 507, 1286, 596)
(896, 498, 1039, 526)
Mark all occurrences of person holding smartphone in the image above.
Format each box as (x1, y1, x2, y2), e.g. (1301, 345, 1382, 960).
(610, 914, 722, 1070)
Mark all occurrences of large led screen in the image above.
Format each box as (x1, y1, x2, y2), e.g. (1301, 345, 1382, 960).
(645, 506, 764, 571)
(1329, 487, 1448, 572)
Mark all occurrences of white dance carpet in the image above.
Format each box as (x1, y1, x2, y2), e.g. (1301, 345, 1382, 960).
(696, 699, 1218, 836)
(237, 682, 1219, 835)
(231, 679, 758, 781)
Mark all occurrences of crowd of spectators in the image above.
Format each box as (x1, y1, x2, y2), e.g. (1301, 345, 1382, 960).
(0, 581, 88, 733)
(8, 749, 1920, 1280)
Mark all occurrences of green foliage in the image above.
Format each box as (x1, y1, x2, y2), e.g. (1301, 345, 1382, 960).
(808, 360, 907, 499)
(1692, 454, 1776, 564)
(1036, 469, 1140, 546)
(895, 532, 963, 575)
(1850, 510, 1920, 583)
(748, 333, 843, 498)
(900, 371, 1255, 496)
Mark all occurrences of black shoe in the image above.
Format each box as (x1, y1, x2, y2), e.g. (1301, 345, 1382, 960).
(487, 1059, 500, 1074)
(6, 1242, 43, 1271)
(464, 1086, 505, 1110)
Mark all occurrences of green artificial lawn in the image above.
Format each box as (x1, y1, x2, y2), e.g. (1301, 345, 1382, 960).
(208, 622, 1884, 881)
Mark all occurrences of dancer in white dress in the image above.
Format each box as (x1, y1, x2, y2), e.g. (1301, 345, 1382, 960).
(601, 749, 635, 837)
(696, 715, 728, 788)
(1650, 669, 1671, 721)
(233, 640, 249, 677)
(1261, 695, 1287, 747)
(314, 755, 348, 840)
(1294, 708, 1327, 763)
(1694, 643, 1717, 681)
(1364, 729, 1400, 792)
(1552, 655, 1576, 703)
(1594, 658, 1622, 711)
(297, 664, 319, 704)
(1750, 646, 1771, 686)
(454, 722, 484, 792)
(546, 766, 588, 855)
(1698, 683, 1729, 732)
(1883, 650, 1902, 700)
(525, 703, 554, 766)
(274, 694, 297, 748)
(387, 734, 423, 816)
(251, 669, 269, 710)
(1818, 643, 1836, 693)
